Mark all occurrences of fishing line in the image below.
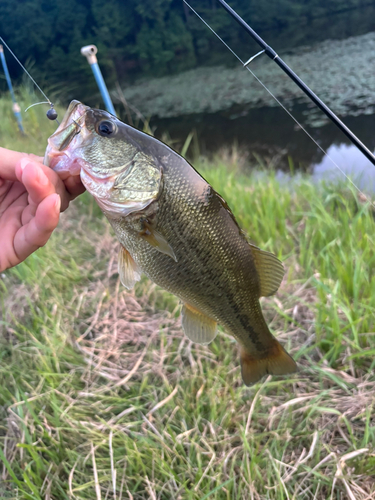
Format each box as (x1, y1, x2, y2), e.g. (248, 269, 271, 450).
(0, 36, 58, 121)
(182, 0, 375, 208)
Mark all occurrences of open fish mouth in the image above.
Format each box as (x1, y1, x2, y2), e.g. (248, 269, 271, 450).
(44, 100, 89, 174)
(44, 100, 157, 217)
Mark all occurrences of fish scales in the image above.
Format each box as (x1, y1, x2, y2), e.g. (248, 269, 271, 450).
(45, 101, 297, 385)
(110, 160, 268, 351)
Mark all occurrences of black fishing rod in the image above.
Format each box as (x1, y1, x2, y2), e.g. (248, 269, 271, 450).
(215, 0, 375, 167)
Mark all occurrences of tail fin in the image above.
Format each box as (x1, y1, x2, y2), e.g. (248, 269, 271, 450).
(240, 340, 297, 386)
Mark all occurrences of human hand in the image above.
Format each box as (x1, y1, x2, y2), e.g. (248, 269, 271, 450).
(0, 147, 85, 272)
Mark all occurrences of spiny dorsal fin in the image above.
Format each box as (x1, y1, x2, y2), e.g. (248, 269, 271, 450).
(250, 245, 285, 297)
(118, 246, 141, 290)
(181, 303, 217, 345)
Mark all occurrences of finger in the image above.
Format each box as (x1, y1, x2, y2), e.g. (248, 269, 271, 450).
(16, 159, 74, 211)
(0, 182, 27, 217)
(13, 193, 61, 263)
(46, 168, 85, 202)
(21, 203, 37, 226)
(18, 161, 56, 207)
(64, 175, 86, 200)
(0, 148, 43, 181)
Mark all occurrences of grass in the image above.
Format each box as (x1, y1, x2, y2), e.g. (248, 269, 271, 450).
(0, 90, 375, 499)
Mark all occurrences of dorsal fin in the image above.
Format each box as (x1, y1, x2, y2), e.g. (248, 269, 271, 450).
(250, 245, 284, 297)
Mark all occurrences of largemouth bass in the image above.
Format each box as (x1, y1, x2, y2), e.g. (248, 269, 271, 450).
(45, 101, 297, 385)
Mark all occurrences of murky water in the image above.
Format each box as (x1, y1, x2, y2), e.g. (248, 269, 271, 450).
(151, 104, 375, 190)
(121, 5, 375, 190)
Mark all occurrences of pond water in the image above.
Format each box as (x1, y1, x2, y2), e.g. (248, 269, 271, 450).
(120, 4, 375, 189)
(151, 104, 375, 190)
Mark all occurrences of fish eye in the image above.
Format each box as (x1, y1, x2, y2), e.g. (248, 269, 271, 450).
(97, 120, 117, 137)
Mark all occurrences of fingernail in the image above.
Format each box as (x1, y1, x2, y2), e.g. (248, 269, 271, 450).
(19, 157, 30, 172)
(54, 194, 61, 213)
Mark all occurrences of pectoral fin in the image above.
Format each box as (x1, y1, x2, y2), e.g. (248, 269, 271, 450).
(250, 245, 285, 297)
(181, 303, 217, 345)
(118, 246, 141, 290)
(140, 222, 177, 262)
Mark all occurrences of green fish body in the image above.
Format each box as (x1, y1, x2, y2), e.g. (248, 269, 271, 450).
(45, 101, 297, 385)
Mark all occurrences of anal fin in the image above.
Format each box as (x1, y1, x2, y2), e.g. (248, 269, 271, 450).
(118, 246, 141, 290)
(240, 340, 297, 386)
(181, 303, 217, 345)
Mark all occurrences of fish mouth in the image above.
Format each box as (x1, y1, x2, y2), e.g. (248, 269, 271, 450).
(44, 100, 90, 173)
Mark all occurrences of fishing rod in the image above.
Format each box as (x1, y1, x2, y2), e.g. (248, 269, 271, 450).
(216, 0, 375, 166)
(186, 0, 375, 168)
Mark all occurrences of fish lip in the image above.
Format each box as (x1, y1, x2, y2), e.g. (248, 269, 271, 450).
(44, 147, 69, 168)
(47, 151, 69, 170)
(45, 101, 90, 170)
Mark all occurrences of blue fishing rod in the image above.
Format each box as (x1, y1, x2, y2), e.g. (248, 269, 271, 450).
(0, 44, 24, 134)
